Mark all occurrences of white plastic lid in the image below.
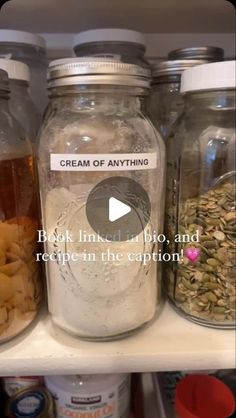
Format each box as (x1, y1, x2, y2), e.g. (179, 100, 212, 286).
(181, 60, 236, 93)
(73, 28, 146, 49)
(0, 30, 46, 49)
(0, 58, 30, 82)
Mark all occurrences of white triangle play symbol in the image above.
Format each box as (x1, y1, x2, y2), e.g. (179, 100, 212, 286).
(109, 197, 131, 222)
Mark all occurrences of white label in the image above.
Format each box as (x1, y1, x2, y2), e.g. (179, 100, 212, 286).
(50, 153, 157, 171)
(45, 375, 130, 418)
(17, 396, 40, 413)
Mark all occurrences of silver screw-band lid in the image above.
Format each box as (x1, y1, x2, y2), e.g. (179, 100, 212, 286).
(48, 58, 151, 88)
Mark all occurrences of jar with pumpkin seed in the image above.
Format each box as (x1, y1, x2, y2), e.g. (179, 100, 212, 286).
(164, 61, 236, 328)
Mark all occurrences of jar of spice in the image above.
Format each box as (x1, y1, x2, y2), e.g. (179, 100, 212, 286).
(45, 374, 131, 418)
(164, 61, 236, 328)
(147, 60, 207, 139)
(73, 28, 148, 68)
(0, 59, 40, 142)
(0, 69, 41, 343)
(0, 30, 47, 115)
(38, 58, 165, 340)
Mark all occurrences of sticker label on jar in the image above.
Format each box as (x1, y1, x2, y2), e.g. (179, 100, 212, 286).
(45, 375, 130, 418)
(10, 392, 46, 418)
(50, 153, 157, 171)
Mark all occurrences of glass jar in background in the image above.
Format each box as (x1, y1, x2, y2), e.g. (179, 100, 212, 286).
(73, 28, 149, 68)
(0, 69, 41, 344)
(0, 59, 40, 142)
(164, 61, 236, 329)
(0, 30, 47, 115)
(147, 60, 207, 139)
(38, 58, 165, 340)
(45, 374, 131, 418)
(168, 46, 224, 61)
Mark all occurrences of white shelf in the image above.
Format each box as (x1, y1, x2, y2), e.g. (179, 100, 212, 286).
(0, 303, 234, 376)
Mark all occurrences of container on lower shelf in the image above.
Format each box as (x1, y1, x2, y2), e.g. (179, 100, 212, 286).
(153, 371, 236, 418)
(0, 373, 144, 418)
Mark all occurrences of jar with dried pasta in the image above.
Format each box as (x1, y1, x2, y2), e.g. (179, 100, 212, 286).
(0, 69, 41, 343)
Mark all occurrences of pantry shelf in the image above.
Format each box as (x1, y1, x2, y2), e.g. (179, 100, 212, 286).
(0, 303, 235, 376)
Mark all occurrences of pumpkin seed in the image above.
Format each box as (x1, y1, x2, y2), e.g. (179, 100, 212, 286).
(165, 180, 236, 326)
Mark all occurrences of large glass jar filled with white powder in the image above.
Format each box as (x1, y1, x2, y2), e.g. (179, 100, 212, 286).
(38, 58, 165, 340)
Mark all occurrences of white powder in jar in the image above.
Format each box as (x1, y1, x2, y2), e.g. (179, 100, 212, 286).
(44, 187, 158, 339)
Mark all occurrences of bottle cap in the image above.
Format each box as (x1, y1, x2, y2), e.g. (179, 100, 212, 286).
(73, 28, 146, 49)
(152, 59, 208, 78)
(168, 46, 224, 61)
(48, 57, 150, 89)
(0, 58, 30, 82)
(0, 29, 46, 50)
(175, 374, 235, 418)
(181, 60, 236, 92)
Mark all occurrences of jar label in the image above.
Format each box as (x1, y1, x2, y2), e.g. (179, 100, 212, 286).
(50, 153, 157, 171)
(9, 392, 46, 417)
(45, 375, 130, 418)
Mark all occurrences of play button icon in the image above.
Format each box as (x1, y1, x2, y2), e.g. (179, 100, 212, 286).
(109, 197, 131, 222)
(86, 177, 151, 241)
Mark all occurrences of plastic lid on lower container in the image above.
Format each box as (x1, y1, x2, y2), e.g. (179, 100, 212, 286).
(73, 28, 146, 49)
(0, 30, 46, 50)
(175, 374, 236, 418)
(0, 58, 30, 82)
(181, 60, 236, 93)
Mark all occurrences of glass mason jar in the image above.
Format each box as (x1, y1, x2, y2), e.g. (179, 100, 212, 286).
(164, 61, 236, 329)
(38, 58, 165, 340)
(168, 46, 224, 61)
(44, 374, 131, 418)
(0, 69, 41, 344)
(0, 30, 47, 115)
(0, 58, 40, 142)
(147, 60, 210, 140)
(73, 28, 148, 68)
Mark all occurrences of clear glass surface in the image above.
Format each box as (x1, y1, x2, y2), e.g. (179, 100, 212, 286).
(0, 42, 47, 115)
(38, 84, 165, 340)
(9, 80, 40, 143)
(164, 90, 236, 328)
(0, 90, 42, 343)
(147, 75, 183, 139)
